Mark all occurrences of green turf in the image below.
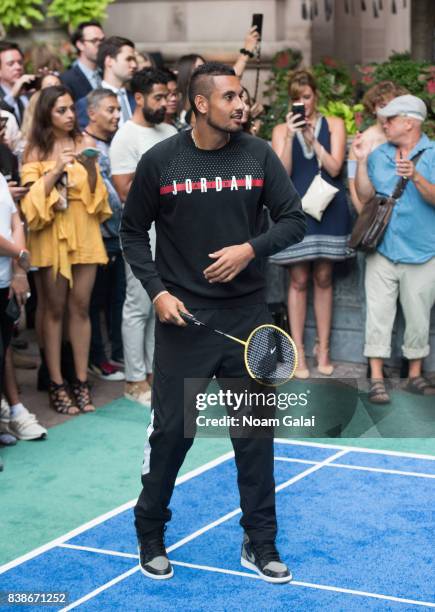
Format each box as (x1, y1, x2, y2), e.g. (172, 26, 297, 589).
(1, 394, 433, 567)
(0, 399, 231, 566)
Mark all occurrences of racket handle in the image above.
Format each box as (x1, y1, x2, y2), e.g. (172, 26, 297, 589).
(180, 311, 197, 324)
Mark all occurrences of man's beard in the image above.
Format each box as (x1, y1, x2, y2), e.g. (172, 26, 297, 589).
(142, 106, 166, 124)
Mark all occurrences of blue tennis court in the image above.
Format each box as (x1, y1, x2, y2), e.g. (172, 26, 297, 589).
(1, 440, 434, 611)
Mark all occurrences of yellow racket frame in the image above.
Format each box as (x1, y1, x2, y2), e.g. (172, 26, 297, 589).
(224, 323, 299, 387)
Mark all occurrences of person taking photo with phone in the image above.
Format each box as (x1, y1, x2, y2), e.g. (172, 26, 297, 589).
(20, 85, 112, 415)
(270, 69, 351, 378)
(0, 42, 36, 127)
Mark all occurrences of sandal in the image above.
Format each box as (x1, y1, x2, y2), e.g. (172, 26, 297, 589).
(294, 345, 310, 379)
(368, 379, 391, 405)
(70, 379, 95, 412)
(313, 340, 334, 376)
(49, 381, 79, 415)
(404, 376, 435, 396)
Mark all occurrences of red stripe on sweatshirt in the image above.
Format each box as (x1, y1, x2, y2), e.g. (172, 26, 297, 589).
(160, 178, 264, 195)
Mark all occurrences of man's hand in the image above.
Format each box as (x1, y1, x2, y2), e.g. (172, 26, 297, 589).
(203, 243, 255, 283)
(8, 181, 29, 202)
(396, 158, 416, 180)
(351, 133, 371, 162)
(9, 273, 30, 307)
(11, 74, 36, 98)
(154, 293, 190, 326)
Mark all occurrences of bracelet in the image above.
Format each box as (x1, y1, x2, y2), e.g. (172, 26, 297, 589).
(239, 48, 254, 59)
(13, 273, 27, 278)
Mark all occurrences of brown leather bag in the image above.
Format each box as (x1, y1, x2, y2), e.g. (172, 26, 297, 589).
(349, 151, 424, 253)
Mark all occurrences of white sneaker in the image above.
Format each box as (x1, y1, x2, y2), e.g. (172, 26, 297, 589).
(0, 398, 11, 425)
(9, 406, 47, 441)
(0, 399, 17, 444)
(124, 382, 152, 406)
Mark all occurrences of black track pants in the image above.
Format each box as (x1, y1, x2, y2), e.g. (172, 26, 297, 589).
(134, 303, 277, 544)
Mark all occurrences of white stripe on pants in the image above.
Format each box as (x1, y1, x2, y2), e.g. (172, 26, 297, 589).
(122, 261, 155, 381)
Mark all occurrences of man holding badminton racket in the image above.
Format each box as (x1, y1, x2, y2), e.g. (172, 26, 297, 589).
(121, 62, 306, 583)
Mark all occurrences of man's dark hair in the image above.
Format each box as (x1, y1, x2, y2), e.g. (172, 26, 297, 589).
(160, 68, 177, 83)
(130, 68, 169, 96)
(188, 62, 235, 115)
(96, 36, 135, 72)
(71, 21, 103, 49)
(0, 41, 23, 66)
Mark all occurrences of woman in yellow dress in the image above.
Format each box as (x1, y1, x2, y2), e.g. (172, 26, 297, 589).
(21, 85, 112, 414)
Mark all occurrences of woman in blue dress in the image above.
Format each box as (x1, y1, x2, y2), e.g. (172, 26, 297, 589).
(270, 70, 351, 378)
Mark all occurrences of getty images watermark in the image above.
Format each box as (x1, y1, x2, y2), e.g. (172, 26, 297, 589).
(195, 389, 315, 429)
(182, 377, 435, 439)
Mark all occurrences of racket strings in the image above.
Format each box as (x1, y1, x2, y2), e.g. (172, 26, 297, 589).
(246, 327, 297, 385)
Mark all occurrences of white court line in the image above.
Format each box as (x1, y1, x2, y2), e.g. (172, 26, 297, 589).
(275, 438, 435, 461)
(59, 544, 435, 609)
(58, 449, 348, 610)
(0, 450, 235, 575)
(60, 543, 137, 560)
(168, 449, 348, 554)
(274, 456, 435, 479)
(3, 440, 431, 575)
(174, 560, 435, 608)
(60, 566, 140, 612)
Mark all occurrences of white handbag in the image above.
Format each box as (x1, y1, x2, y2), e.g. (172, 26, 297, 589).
(301, 155, 338, 222)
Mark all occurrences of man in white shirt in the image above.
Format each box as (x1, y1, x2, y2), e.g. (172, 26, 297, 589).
(111, 69, 177, 405)
(76, 36, 137, 129)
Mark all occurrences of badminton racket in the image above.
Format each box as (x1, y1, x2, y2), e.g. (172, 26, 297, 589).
(180, 312, 298, 386)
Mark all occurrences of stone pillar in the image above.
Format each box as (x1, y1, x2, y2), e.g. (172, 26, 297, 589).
(411, 0, 435, 61)
(312, 0, 411, 65)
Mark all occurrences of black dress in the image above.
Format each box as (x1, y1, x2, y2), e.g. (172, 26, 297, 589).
(270, 116, 352, 264)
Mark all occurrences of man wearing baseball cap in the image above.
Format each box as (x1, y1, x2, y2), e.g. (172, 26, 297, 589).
(352, 94, 435, 403)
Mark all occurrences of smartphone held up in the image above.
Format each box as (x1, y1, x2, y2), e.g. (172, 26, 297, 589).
(251, 13, 263, 39)
(291, 103, 306, 126)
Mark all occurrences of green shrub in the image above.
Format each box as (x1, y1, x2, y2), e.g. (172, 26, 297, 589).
(0, 0, 44, 30)
(47, 0, 114, 28)
(258, 48, 302, 141)
(318, 101, 364, 135)
(311, 57, 354, 106)
(358, 53, 435, 138)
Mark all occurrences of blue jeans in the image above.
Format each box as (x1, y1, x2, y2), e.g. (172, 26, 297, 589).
(89, 237, 126, 364)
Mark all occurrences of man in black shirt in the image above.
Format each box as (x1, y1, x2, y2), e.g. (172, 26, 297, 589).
(121, 62, 306, 583)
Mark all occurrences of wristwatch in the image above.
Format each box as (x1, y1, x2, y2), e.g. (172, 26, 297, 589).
(16, 249, 30, 271)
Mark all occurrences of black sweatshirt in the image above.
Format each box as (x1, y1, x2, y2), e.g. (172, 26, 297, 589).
(120, 130, 306, 309)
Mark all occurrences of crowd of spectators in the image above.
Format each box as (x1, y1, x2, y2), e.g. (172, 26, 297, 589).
(0, 20, 434, 454)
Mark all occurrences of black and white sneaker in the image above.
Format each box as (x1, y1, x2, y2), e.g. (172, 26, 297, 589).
(138, 530, 173, 580)
(241, 533, 292, 583)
